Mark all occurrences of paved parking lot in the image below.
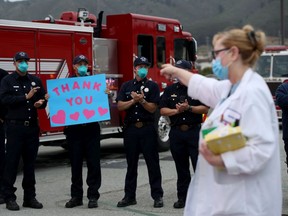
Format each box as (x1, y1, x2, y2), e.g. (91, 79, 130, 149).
(0, 136, 288, 215)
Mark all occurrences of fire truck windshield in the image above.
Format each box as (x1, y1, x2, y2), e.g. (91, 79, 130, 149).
(255, 55, 271, 77)
(255, 54, 288, 78)
(174, 38, 196, 62)
(273, 56, 288, 77)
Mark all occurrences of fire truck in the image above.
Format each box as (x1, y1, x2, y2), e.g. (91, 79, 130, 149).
(254, 45, 288, 124)
(0, 8, 197, 150)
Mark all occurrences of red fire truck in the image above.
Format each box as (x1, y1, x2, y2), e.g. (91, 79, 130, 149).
(0, 8, 197, 150)
(254, 45, 288, 125)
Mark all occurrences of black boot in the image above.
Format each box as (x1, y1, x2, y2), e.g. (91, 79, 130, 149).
(88, 199, 98, 208)
(23, 198, 43, 209)
(117, 197, 137, 207)
(65, 197, 83, 208)
(6, 200, 20, 211)
(154, 197, 164, 208)
(173, 198, 185, 208)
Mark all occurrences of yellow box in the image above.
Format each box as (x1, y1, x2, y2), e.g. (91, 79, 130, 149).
(204, 126, 246, 154)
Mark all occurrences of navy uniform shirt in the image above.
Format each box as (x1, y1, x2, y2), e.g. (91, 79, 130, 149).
(159, 82, 203, 125)
(0, 68, 8, 119)
(0, 71, 47, 121)
(116, 78, 160, 124)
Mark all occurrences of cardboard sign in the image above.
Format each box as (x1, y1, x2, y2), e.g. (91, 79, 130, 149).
(47, 74, 110, 127)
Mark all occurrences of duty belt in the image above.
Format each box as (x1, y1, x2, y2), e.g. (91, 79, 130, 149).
(132, 121, 152, 128)
(8, 119, 38, 127)
(175, 124, 200, 132)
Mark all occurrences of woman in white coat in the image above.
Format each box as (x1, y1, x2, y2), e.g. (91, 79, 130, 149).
(160, 25, 282, 216)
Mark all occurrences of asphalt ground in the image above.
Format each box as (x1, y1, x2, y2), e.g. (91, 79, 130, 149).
(0, 134, 287, 216)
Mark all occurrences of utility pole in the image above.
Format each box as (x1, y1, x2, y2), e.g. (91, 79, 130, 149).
(280, 0, 285, 45)
(206, 36, 210, 58)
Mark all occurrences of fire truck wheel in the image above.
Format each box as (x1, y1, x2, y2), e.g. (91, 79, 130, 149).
(154, 109, 170, 151)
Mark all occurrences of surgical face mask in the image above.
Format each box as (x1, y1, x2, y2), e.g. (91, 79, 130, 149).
(212, 58, 229, 80)
(18, 61, 28, 73)
(137, 68, 148, 79)
(77, 65, 88, 76)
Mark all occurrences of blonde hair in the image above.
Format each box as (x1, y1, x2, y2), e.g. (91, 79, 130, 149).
(212, 25, 266, 66)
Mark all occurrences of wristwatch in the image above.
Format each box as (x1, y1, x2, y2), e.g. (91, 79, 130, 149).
(188, 105, 192, 112)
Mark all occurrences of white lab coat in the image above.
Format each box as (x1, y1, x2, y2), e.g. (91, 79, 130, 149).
(184, 69, 282, 216)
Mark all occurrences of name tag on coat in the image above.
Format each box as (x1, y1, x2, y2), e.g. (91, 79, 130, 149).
(221, 108, 241, 125)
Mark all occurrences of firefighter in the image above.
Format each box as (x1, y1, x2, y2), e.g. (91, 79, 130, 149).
(0, 52, 47, 211)
(0, 68, 8, 205)
(64, 55, 101, 209)
(116, 56, 164, 208)
(275, 80, 288, 172)
(159, 60, 209, 208)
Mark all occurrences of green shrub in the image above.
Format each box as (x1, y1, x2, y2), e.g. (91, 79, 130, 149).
(200, 67, 212, 76)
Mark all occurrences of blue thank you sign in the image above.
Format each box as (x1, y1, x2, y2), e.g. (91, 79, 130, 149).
(47, 74, 110, 127)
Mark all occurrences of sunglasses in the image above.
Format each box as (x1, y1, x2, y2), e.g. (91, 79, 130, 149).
(211, 48, 230, 59)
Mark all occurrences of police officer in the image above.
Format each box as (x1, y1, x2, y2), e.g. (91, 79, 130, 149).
(116, 56, 164, 208)
(64, 55, 101, 209)
(0, 68, 8, 205)
(0, 52, 47, 211)
(159, 60, 209, 208)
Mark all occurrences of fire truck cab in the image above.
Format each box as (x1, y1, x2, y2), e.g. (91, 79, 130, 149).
(0, 9, 197, 150)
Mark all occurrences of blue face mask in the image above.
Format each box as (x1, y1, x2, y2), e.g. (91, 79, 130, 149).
(212, 58, 229, 80)
(77, 65, 88, 76)
(137, 68, 148, 79)
(18, 61, 28, 73)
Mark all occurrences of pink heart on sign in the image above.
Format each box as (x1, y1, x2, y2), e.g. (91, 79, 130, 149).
(70, 112, 80, 121)
(83, 109, 95, 119)
(51, 110, 66, 124)
(98, 106, 108, 116)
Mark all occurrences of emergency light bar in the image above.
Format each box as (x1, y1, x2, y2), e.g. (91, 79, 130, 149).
(265, 45, 288, 52)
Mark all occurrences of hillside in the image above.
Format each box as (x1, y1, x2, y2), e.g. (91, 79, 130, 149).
(0, 0, 286, 45)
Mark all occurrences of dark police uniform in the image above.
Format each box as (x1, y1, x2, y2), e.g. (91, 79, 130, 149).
(65, 122, 101, 202)
(276, 81, 288, 169)
(0, 68, 8, 204)
(64, 55, 101, 209)
(0, 70, 46, 203)
(159, 79, 204, 206)
(116, 77, 163, 202)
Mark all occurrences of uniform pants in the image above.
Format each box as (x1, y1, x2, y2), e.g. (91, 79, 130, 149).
(284, 138, 288, 166)
(169, 125, 200, 200)
(3, 123, 40, 202)
(0, 122, 5, 197)
(123, 124, 163, 200)
(65, 123, 101, 200)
